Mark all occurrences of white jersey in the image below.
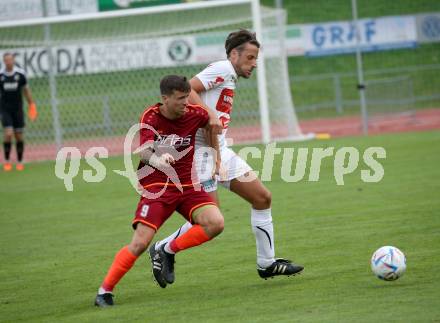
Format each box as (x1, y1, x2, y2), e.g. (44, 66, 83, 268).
(192, 60, 252, 187)
(194, 60, 238, 149)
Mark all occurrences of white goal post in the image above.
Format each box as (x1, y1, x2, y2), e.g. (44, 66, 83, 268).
(0, 0, 307, 161)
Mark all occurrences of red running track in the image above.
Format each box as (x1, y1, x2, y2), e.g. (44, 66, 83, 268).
(3, 108, 440, 163)
(299, 108, 440, 138)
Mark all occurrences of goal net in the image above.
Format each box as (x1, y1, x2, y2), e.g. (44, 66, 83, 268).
(0, 0, 305, 161)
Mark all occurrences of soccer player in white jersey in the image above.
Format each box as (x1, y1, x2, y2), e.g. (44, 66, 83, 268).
(149, 30, 303, 285)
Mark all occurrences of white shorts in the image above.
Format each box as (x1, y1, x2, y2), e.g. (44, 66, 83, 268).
(194, 146, 252, 193)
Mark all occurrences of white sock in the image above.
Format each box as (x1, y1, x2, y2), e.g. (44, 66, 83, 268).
(156, 222, 193, 251)
(251, 208, 275, 268)
(98, 287, 111, 295)
(164, 242, 175, 254)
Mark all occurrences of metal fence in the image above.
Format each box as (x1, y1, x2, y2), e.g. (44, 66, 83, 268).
(28, 62, 439, 140)
(291, 64, 440, 115)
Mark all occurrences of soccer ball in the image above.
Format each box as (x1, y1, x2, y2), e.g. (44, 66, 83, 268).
(370, 246, 406, 281)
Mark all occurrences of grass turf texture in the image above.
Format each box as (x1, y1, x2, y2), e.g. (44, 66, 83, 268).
(1, 130, 439, 322)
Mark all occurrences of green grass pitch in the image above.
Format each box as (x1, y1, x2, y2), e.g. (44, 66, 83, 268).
(1, 131, 439, 322)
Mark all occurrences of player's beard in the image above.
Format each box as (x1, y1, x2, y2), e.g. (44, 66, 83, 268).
(242, 70, 252, 78)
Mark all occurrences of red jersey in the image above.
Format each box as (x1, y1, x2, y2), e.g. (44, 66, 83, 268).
(138, 103, 209, 188)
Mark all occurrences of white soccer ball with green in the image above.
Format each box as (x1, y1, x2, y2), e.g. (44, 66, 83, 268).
(371, 246, 406, 281)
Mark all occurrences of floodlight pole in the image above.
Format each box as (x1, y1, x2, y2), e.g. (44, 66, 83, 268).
(42, 0, 63, 150)
(351, 0, 368, 135)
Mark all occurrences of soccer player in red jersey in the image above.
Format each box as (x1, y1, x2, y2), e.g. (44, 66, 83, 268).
(95, 75, 224, 307)
(151, 30, 303, 281)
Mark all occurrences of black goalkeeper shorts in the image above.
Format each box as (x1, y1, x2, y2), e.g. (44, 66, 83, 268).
(1, 106, 25, 131)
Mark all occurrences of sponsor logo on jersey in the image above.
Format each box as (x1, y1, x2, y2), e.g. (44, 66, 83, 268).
(156, 134, 191, 148)
(216, 88, 234, 114)
(3, 82, 18, 91)
(223, 94, 233, 105)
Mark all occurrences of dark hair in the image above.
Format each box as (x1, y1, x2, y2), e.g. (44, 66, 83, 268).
(225, 29, 260, 57)
(160, 75, 191, 95)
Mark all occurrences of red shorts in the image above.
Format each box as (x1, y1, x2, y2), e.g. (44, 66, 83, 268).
(133, 184, 216, 231)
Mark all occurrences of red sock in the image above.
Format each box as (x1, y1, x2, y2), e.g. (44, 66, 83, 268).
(101, 246, 138, 292)
(169, 224, 211, 253)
